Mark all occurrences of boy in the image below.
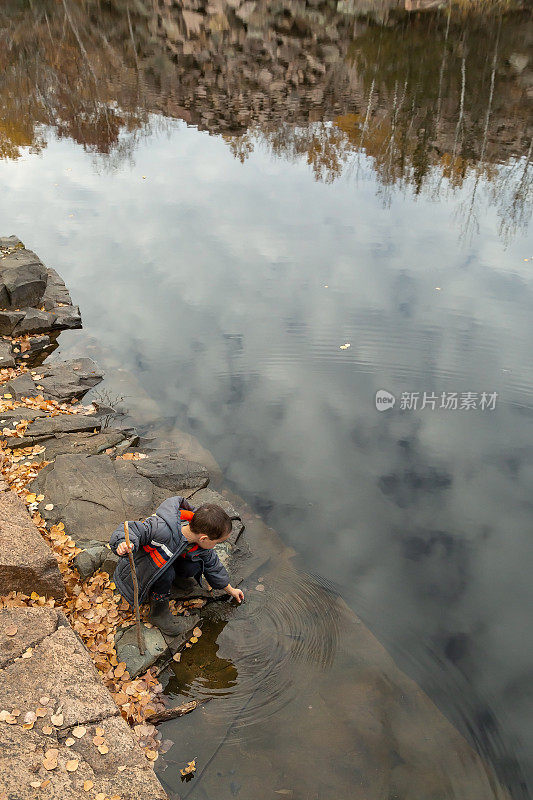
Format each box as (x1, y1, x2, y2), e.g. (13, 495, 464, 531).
(110, 495, 244, 636)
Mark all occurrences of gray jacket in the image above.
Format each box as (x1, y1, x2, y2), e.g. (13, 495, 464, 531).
(109, 495, 230, 606)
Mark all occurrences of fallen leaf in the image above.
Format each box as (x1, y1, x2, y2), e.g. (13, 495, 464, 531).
(95, 726, 105, 737)
(5, 625, 18, 636)
(72, 725, 86, 738)
(50, 713, 63, 726)
(97, 744, 109, 754)
(117, 765, 127, 772)
(255, 584, 265, 592)
(83, 779, 94, 791)
(145, 750, 158, 761)
(44, 504, 54, 511)
(42, 725, 53, 735)
(29, 781, 41, 788)
(3, 394, 12, 399)
(192, 627, 202, 638)
(180, 757, 196, 776)
(92, 735, 105, 746)
(114, 663, 126, 679)
(23, 711, 37, 725)
(95, 794, 106, 800)
(65, 737, 75, 746)
(65, 759, 79, 772)
(172, 652, 181, 662)
(35, 708, 47, 718)
(39, 696, 51, 706)
(25, 493, 36, 502)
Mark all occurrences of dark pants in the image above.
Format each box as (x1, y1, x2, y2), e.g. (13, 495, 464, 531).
(151, 559, 202, 601)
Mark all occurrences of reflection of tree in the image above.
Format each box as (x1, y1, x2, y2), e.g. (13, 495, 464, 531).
(0, 1, 531, 240)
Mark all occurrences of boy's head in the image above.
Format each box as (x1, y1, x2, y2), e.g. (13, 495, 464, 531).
(188, 503, 232, 549)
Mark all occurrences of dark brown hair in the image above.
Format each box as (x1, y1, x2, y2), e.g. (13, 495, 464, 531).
(189, 503, 232, 541)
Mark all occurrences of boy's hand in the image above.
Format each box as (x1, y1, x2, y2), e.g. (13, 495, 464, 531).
(228, 587, 244, 604)
(117, 541, 134, 556)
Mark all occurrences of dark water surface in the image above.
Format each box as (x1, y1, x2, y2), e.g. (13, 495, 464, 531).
(1, 1, 532, 798)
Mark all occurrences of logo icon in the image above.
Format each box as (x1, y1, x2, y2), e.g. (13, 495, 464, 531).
(375, 389, 396, 411)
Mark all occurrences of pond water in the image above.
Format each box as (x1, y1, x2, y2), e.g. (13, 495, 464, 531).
(0, 1, 532, 798)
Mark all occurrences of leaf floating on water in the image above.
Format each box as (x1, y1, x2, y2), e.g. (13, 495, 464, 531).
(180, 758, 196, 777)
(255, 584, 265, 592)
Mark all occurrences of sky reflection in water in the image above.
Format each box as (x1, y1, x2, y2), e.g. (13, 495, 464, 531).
(0, 6, 532, 792)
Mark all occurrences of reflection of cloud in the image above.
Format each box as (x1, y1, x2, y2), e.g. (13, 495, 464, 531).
(1, 121, 533, 794)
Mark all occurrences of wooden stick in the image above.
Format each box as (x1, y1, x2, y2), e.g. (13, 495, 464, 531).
(124, 521, 145, 655)
(145, 698, 211, 725)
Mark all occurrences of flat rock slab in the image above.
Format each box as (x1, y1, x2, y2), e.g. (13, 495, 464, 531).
(0, 606, 68, 669)
(114, 624, 168, 679)
(30, 453, 156, 543)
(12, 307, 57, 335)
(0, 714, 166, 800)
(4, 358, 103, 402)
(0, 491, 65, 598)
(16, 413, 102, 442)
(0, 408, 45, 426)
(0, 607, 165, 799)
(133, 450, 209, 492)
(33, 430, 127, 462)
(0, 622, 118, 727)
(30, 450, 211, 544)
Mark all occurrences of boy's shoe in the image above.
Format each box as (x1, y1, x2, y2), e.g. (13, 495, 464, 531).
(149, 598, 192, 637)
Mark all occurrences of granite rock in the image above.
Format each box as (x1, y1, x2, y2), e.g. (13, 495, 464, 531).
(0, 491, 65, 598)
